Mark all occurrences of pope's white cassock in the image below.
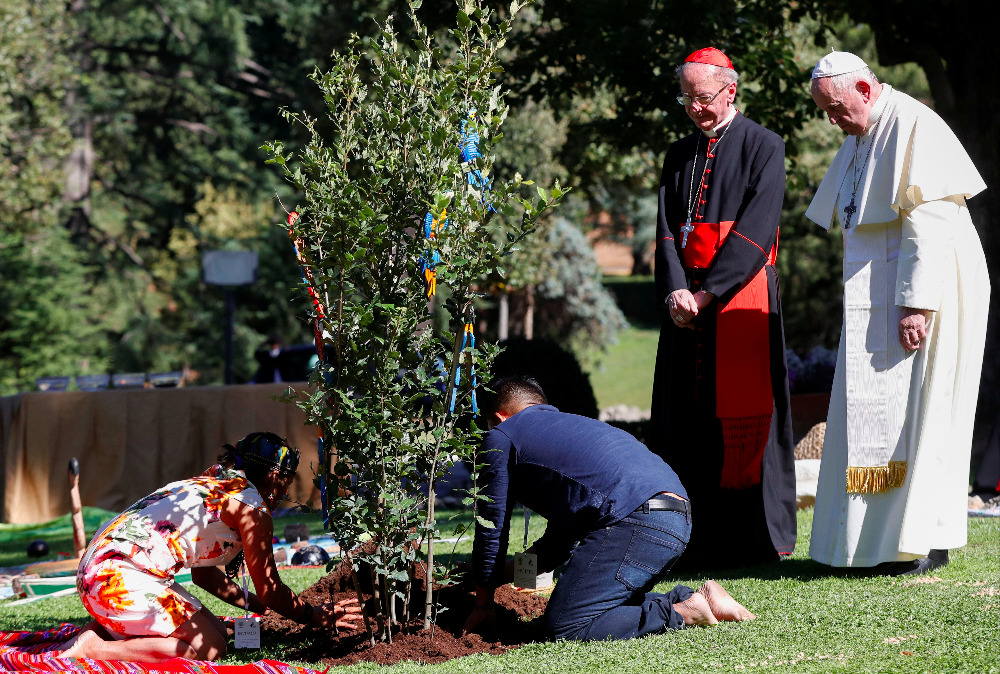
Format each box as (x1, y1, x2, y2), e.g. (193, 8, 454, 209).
(806, 84, 990, 566)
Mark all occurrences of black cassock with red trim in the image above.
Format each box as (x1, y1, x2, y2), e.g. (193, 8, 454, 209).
(650, 111, 796, 570)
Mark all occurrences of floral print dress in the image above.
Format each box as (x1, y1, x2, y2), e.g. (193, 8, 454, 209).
(76, 466, 267, 639)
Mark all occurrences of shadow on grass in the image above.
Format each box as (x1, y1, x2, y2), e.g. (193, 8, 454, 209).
(670, 558, 883, 583)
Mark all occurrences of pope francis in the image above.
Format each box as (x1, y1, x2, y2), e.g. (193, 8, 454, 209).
(805, 51, 990, 575)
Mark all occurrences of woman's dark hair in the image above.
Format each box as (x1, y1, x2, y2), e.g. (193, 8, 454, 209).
(216, 432, 299, 578)
(218, 431, 300, 488)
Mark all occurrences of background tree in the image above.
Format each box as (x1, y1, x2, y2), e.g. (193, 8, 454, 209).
(507, 0, 809, 204)
(0, 0, 351, 392)
(62, 0, 321, 382)
(488, 100, 627, 352)
(0, 0, 105, 391)
(1, 0, 619, 393)
(520, 216, 628, 354)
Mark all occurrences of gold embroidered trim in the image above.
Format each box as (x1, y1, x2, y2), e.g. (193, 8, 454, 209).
(845, 461, 907, 494)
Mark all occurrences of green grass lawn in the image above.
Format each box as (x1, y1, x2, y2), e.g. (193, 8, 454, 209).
(583, 324, 660, 411)
(3, 508, 998, 673)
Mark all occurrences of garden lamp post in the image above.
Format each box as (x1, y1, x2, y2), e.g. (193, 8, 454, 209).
(202, 250, 258, 385)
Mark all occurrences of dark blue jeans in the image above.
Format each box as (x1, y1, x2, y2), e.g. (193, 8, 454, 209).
(546, 507, 694, 641)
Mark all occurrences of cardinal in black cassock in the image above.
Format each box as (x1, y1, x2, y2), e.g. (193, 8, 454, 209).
(649, 47, 796, 570)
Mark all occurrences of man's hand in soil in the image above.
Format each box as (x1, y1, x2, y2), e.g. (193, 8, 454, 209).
(462, 586, 497, 635)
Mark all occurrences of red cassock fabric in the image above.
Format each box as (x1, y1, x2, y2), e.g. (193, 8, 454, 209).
(681, 220, 775, 490)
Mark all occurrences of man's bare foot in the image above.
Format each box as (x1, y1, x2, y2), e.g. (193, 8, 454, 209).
(60, 628, 104, 658)
(697, 580, 756, 622)
(673, 590, 719, 626)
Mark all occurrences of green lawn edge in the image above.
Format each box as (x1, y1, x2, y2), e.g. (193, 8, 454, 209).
(2, 509, 997, 673)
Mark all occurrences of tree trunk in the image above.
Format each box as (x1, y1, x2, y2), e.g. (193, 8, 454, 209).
(524, 285, 535, 340)
(382, 574, 392, 644)
(64, 0, 93, 238)
(422, 490, 436, 630)
(345, 553, 375, 646)
(370, 565, 386, 640)
(498, 292, 509, 341)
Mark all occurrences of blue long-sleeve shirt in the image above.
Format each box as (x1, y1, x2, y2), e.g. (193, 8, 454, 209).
(471, 404, 686, 588)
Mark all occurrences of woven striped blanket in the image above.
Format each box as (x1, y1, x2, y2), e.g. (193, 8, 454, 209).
(0, 623, 325, 674)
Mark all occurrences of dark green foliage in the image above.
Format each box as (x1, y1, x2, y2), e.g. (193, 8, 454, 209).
(604, 418, 650, 446)
(774, 198, 846, 354)
(0, 0, 73, 231)
(0, 0, 334, 392)
(507, 0, 810, 190)
(603, 276, 658, 328)
(0, 0, 88, 391)
(65, 0, 324, 382)
(0, 228, 107, 391)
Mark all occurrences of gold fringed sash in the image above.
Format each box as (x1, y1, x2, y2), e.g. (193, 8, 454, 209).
(845, 461, 907, 494)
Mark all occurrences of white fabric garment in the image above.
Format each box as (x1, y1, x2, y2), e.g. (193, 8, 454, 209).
(806, 86, 986, 229)
(806, 85, 991, 566)
(703, 106, 737, 138)
(812, 51, 869, 79)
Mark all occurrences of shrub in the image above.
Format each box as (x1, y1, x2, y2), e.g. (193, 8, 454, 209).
(786, 346, 837, 394)
(493, 337, 599, 418)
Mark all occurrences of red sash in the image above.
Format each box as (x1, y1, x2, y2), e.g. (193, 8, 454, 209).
(683, 221, 775, 490)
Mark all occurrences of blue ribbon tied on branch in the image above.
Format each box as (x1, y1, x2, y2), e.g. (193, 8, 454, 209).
(419, 109, 496, 418)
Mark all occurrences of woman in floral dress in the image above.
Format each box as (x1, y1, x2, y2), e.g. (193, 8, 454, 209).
(63, 432, 362, 663)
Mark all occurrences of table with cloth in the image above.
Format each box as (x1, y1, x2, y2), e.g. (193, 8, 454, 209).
(0, 383, 320, 525)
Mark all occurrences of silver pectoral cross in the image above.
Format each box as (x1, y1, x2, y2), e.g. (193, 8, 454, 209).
(843, 199, 857, 229)
(681, 221, 694, 248)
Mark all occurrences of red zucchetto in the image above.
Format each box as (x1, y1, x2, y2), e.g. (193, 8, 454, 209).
(683, 47, 734, 70)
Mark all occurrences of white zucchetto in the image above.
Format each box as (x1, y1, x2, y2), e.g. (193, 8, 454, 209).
(811, 51, 869, 79)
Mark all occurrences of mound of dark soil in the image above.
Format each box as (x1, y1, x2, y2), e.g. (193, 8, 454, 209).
(260, 555, 549, 666)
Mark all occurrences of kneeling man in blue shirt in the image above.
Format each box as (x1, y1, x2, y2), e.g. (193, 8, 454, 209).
(463, 376, 755, 641)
